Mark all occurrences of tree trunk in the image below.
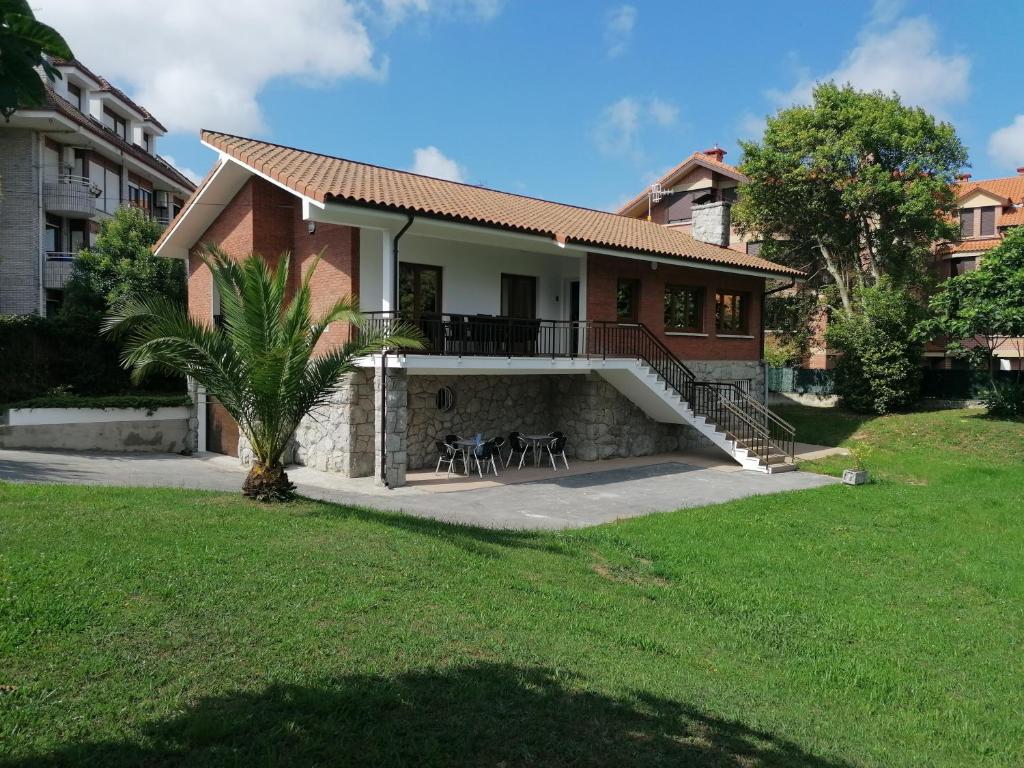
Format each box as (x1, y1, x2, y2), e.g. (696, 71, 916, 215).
(818, 241, 854, 315)
(242, 461, 296, 502)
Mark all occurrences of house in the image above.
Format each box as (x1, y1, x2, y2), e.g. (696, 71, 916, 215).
(927, 169, 1024, 371)
(154, 131, 803, 487)
(0, 58, 196, 317)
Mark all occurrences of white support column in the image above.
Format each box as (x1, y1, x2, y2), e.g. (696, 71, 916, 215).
(577, 253, 588, 355)
(380, 230, 394, 312)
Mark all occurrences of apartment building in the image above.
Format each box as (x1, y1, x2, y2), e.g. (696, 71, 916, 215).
(0, 58, 195, 316)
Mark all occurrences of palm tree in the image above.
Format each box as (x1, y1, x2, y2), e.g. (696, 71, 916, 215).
(103, 247, 422, 501)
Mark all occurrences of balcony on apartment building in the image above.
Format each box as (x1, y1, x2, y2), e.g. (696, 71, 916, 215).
(43, 251, 78, 289)
(43, 174, 100, 218)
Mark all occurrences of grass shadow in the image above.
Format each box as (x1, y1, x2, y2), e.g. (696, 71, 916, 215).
(7, 662, 851, 767)
(773, 406, 876, 447)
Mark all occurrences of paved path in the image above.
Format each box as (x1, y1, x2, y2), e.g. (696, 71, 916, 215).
(0, 449, 839, 530)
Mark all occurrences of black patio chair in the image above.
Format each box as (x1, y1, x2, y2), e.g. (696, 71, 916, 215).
(545, 435, 569, 470)
(492, 435, 508, 465)
(434, 440, 464, 477)
(473, 438, 500, 478)
(506, 432, 530, 469)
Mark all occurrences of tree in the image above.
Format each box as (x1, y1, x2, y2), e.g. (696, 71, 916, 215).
(733, 83, 968, 315)
(926, 227, 1024, 383)
(64, 206, 184, 312)
(826, 278, 925, 414)
(104, 248, 423, 501)
(0, 0, 72, 120)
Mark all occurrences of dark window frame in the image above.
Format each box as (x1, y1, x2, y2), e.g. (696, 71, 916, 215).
(102, 107, 128, 141)
(399, 261, 443, 322)
(616, 278, 641, 323)
(715, 290, 750, 335)
(67, 82, 82, 111)
(664, 284, 704, 333)
(979, 206, 996, 237)
(959, 208, 974, 238)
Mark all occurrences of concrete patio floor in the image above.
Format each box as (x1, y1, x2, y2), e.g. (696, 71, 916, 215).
(0, 446, 841, 530)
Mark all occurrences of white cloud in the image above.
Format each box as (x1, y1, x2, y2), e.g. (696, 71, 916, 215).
(737, 112, 767, 140)
(160, 155, 203, 185)
(989, 116, 1024, 169)
(593, 96, 678, 159)
(604, 5, 636, 58)
(34, 0, 504, 137)
(410, 146, 466, 182)
(769, 16, 970, 115)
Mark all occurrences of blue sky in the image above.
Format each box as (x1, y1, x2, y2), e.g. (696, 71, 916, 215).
(40, 0, 1024, 210)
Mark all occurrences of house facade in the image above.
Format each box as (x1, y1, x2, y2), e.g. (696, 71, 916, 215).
(928, 170, 1024, 371)
(0, 58, 195, 317)
(155, 131, 802, 487)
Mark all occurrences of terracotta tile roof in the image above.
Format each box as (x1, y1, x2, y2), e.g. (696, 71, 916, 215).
(200, 130, 802, 278)
(617, 151, 748, 216)
(41, 84, 194, 192)
(51, 57, 166, 131)
(955, 174, 1024, 205)
(938, 238, 1003, 254)
(999, 207, 1024, 227)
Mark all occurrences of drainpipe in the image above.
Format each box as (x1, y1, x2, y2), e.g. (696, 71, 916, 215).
(761, 277, 797, 402)
(379, 213, 415, 487)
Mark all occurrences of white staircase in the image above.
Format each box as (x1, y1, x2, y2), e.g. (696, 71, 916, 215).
(597, 362, 797, 474)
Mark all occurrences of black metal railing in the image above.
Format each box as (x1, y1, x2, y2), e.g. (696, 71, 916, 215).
(357, 312, 795, 465)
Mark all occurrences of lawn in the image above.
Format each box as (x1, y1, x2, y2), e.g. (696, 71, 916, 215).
(1, 407, 1022, 767)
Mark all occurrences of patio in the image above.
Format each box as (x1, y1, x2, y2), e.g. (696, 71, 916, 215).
(0, 446, 841, 530)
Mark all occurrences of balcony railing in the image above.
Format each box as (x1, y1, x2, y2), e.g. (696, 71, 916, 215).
(43, 174, 99, 217)
(43, 251, 77, 289)
(357, 312, 796, 465)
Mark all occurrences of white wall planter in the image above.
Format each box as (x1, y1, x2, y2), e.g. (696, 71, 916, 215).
(6, 406, 191, 426)
(842, 469, 870, 485)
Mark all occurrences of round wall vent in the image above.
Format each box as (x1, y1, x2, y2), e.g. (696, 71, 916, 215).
(435, 385, 455, 413)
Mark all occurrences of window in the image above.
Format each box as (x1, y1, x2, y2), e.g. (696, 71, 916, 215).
(67, 82, 82, 111)
(616, 278, 640, 323)
(500, 273, 537, 318)
(399, 262, 442, 323)
(102, 107, 127, 140)
(959, 208, 974, 238)
(715, 291, 749, 334)
(950, 257, 977, 277)
(72, 149, 87, 179)
(745, 241, 762, 257)
(664, 285, 704, 332)
(665, 191, 696, 223)
(979, 206, 996, 237)
(69, 219, 88, 253)
(142, 132, 151, 152)
(93, 165, 122, 213)
(45, 289, 64, 318)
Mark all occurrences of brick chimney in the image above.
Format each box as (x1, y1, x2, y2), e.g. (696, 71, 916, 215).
(1017, 167, 1024, 175)
(702, 145, 726, 164)
(691, 199, 731, 247)
(957, 173, 972, 181)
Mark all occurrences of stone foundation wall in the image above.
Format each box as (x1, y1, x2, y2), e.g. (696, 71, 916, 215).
(406, 375, 555, 470)
(293, 370, 375, 475)
(687, 359, 766, 401)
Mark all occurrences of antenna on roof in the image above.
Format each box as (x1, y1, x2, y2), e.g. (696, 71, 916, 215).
(647, 183, 662, 221)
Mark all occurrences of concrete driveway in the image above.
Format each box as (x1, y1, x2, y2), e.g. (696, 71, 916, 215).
(0, 448, 839, 530)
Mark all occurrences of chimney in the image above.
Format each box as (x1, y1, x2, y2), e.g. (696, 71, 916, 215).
(691, 199, 731, 247)
(957, 173, 972, 181)
(702, 145, 726, 164)
(1017, 167, 1024, 175)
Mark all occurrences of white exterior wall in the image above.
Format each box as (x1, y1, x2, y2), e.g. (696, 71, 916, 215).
(359, 229, 581, 319)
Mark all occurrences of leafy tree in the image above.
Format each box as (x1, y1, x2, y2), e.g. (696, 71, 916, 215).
(64, 206, 184, 312)
(733, 83, 967, 315)
(104, 248, 423, 501)
(826, 278, 925, 414)
(0, 0, 72, 120)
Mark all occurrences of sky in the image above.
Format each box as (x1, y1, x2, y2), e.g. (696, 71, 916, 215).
(35, 0, 1024, 211)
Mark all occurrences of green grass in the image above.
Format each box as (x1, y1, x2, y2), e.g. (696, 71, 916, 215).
(1, 408, 1023, 766)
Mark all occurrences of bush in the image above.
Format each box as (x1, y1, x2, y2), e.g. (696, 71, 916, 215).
(826, 280, 925, 414)
(981, 380, 1024, 421)
(4, 393, 191, 410)
(763, 335, 801, 368)
(0, 312, 182, 403)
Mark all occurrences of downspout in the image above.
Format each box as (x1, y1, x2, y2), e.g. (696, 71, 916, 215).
(761, 277, 797, 402)
(379, 213, 415, 487)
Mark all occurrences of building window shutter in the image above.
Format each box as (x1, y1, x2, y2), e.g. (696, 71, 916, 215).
(959, 209, 974, 238)
(979, 206, 996, 237)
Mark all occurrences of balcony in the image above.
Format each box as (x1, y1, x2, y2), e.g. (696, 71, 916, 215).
(43, 251, 77, 289)
(43, 175, 100, 218)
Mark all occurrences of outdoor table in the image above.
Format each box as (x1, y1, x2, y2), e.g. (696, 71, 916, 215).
(453, 437, 484, 476)
(520, 434, 552, 467)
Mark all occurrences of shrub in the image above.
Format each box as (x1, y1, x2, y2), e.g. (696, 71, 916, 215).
(763, 335, 801, 368)
(981, 380, 1024, 421)
(826, 280, 925, 414)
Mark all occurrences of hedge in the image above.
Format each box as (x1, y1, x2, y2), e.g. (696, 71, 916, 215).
(4, 393, 191, 410)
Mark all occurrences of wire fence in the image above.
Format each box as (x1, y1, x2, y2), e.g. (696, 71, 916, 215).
(767, 366, 1021, 399)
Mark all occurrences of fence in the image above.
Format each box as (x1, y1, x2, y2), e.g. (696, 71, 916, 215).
(768, 366, 1021, 400)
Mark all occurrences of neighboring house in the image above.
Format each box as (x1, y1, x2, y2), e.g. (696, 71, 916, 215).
(928, 169, 1024, 371)
(0, 58, 196, 317)
(155, 131, 803, 486)
(616, 146, 757, 255)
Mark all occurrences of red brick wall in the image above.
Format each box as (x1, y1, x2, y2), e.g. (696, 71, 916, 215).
(586, 253, 765, 361)
(187, 176, 360, 353)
